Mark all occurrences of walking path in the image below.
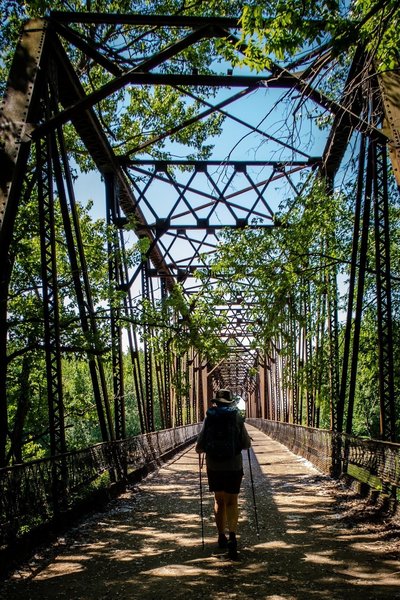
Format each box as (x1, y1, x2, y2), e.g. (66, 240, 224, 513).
(1, 426, 399, 600)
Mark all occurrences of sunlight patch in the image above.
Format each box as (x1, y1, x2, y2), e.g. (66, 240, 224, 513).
(35, 561, 86, 579)
(254, 540, 295, 550)
(303, 551, 344, 566)
(336, 566, 400, 584)
(141, 563, 209, 577)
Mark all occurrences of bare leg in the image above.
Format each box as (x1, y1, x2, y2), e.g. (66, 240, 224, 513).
(225, 492, 239, 533)
(214, 491, 240, 558)
(214, 491, 227, 533)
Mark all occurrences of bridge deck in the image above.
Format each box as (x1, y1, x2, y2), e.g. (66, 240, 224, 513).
(1, 426, 399, 600)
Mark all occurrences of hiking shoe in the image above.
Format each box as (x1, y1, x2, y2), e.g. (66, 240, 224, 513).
(227, 538, 238, 560)
(218, 533, 228, 548)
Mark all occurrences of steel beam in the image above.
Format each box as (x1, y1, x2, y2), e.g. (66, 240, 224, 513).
(0, 20, 48, 464)
(54, 127, 113, 444)
(0, 19, 47, 247)
(141, 261, 155, 432)
(379, 70, 400, 188)
(373, 142, 396, 441)
(303, 283, 315, 428)
(36, 132, 64, 453)
(221, 28, 387, 145)
(50, 12, 242, 28)
(125, 159, 317, 167)
(34, 25, 229, 137)
(321, 46, 366, 180)
(46, 29, 175, 289)
(106, 173, 126, 441)
(346, 140, 373, 435)
(289, 312, 299, 425)
(338, 134, 366, 434)
(160, 279, 172, 428)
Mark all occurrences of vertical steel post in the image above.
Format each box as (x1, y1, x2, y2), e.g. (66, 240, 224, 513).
(128, 324, 147, 434)
(175, 354, 183, 426)
(141, 260, 154, 431)
(346, 139, 374, 436)
(119, 238, 146, 434)
(55, 126, 113, 443)
(338, 135, 366, 435)
(160, 278, 172, 428)
(0, 19, 47, 467)
(274, 348, 281, 422)
(304, 284, 314, 427)
(36, 127, 67, 513)
(288, 302, 299, 424)
(270, 351, 276, 421)
(105, 173, 126, 440)
(264, 357, 271, 420)
(372, 142, 396, 441)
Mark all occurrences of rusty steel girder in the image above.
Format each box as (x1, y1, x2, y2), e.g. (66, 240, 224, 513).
(379, 70, 400, 189)
(0, 19, 47, 251)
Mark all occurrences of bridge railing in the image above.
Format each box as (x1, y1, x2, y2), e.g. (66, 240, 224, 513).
(0, 423, 201, 552)
(247, 418, 400, 498)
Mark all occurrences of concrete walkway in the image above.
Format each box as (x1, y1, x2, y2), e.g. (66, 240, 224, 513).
(1, 425, 399, 600)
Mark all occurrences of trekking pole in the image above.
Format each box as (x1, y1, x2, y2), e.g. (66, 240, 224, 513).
(198, 453, 205, 549)
(247, 447, 260, 539)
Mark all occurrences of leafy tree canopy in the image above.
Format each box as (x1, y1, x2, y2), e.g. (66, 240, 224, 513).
(230, 0, 400, 71)
(1, 1, 243, 169)
(2, 1, 398, 170)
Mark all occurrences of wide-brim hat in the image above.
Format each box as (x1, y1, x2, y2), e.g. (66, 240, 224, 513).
(214, 389, 234, 404)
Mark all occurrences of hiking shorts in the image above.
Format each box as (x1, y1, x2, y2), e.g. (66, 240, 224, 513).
(207, 468, 244, 494)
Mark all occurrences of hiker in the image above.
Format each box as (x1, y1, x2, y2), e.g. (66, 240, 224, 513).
(196, 388, 251, 559)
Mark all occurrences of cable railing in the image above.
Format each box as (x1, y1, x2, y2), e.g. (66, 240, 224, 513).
(247, 418, 400, 498)
(0, 424, 201, 553)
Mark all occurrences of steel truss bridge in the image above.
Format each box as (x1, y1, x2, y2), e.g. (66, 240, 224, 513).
(1, 12, 400, 555)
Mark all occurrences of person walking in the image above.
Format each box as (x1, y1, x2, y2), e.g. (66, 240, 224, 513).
(196, 388, 251, 559)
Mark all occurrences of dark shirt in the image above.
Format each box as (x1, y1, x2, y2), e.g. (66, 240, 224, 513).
(195, 407, 251, 471)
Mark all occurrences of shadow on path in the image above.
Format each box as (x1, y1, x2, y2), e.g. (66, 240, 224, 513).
(1, 426, 399, 600)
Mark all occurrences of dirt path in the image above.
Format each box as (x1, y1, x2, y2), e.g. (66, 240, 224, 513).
(1, 425, 399, 600)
